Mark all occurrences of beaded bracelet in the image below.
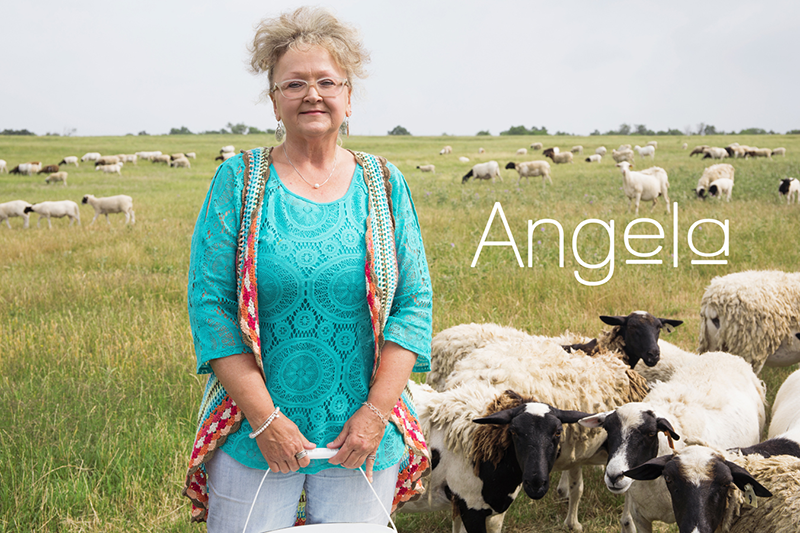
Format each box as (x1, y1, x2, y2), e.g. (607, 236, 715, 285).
(362, 401, 388, 426)
(249, 407, 281, 439)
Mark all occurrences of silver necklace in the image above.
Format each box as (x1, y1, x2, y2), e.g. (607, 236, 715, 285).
(282, 144, 337, 189)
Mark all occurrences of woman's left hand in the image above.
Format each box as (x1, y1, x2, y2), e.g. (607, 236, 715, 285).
(327, 404, 385, 481)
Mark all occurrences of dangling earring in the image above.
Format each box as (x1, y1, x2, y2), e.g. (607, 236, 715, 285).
(275, 121, 285, 142)
(345, 118, 350, 137)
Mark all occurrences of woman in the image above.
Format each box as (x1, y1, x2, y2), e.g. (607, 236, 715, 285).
(182, 6, 433, 532)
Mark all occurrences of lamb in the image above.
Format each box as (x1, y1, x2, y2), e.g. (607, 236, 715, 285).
(698, 270, 800, 374)
(772, 147, 786, 157)
(23, 200, 81, 228)
(779, 177, 799, 204)
(462, 161, 502, 184)
(220, 145, 235, 154)
(530, 142, 543, 150)
(416, 164, 435, 173)
(0, 159, 6, 173)
(543, 148, 573, 164)
(80, 152, 101, 162)
(707, 178, 733, 201)
(515, 148, 527, 155)
(44, 172, 68, 186)
(585, 154, 602, 163)
(504, 160, 552, 187)
(58, 156, 79, 167)
(95, 163, 122, 176)
(596, 146, 607, 156)
(624, 445, 800, 533)
(0, 200, 32, 229)
(702, 147, 729, 160)
(634, 145, 655, 160)
(37, 164, 60, 174)
(694, 163, 735, 199)
(170, 157, 191, 168)
(746, 147, 772, 159)
(81, 194, 135, 225)
(617, 161, 670, 215)
(458, 156, 470, 163)
(570, 145, 583, 154)
(94, 156, 121, 166)
(612, 149, 635, 163)
(689, 145, 710, 157)
(579, 351, 766, 533)
(646, 141, 657, 148)
(439, 145, 453, 155)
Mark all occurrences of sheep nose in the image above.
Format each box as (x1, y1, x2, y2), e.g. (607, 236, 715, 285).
(606, 472, 625, 487)
(522, 480, 548, 500)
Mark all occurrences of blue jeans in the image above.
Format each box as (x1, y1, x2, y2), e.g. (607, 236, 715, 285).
(206, 449, 400, 533)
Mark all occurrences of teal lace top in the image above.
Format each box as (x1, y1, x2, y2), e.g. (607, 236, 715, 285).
(187, 153, 432, 474)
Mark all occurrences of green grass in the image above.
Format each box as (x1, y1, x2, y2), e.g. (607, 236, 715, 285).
(1, 133, 798, 532)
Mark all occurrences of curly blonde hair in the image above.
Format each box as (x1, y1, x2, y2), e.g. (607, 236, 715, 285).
(249, 6, 370, 93)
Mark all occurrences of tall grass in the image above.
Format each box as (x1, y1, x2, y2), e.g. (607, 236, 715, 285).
(1, 134, 798, 532)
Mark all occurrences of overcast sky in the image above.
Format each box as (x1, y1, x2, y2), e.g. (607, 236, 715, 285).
(2, 0, 798, 137)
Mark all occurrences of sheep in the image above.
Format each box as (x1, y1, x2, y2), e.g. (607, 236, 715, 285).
(768, 367, 800, 439)
(618, 144, 632, 151)
(707, 178, 734, 201)
(695, 163, 735, 199)
(478, 147, 485, 154)
(682, 142, 688, 150)
(0, 159, 6, 173)
(617, 161, 670, 215)
(37, 164, 60, 174)
(214, 152, 235, 162)
(95, 163, 122, 176)
(458, 156, 470, 163)
(612, 149, 635, 163)
(779, 177, 799, 204)
(624, 444, 800, 533)
(515, 148, 527, 155)
(462, 161, 502, 184)
(530, 142, 543, 150)
(81, 194, 135, 225)
(726, 144, 748, 158)
(579, 351, 766, 533)
(170, 157, 191, 168)
(152, 154, 171, 164)
(585, 154, 602, 163)
(690, 145, 710, 157)
(185, 152, 196, 159)
(746, 147, 772, 159)
(439, 145, 453, 155)
(772, 147, 786, 157)
(416, 164, 435, 173)
(543, 148, 573, 164)
(0, 200, 32, 229)
(702, 147, 729, 160)
(634, 145, 655, 160)
(169, 153, 186, 161)
(123, 154, 138, 165)
(596, 146, 607, 156)
(135, 151, 162, 161)
(220, 145, 235, 154)
(11, 162, 42, 175)
(45, 172, 68, 186)
(570, 145, 583, 154)
(698, 270, 800, 374)
(23, 200, 81, 228)
(504, 161, 552, 187)
(646, 141, 657, 148)
(58, 156, 79, 167)
(94, 155, 121, 166)
(80, 152, 101, 162)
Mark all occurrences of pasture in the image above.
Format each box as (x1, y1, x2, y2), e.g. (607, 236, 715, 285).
(1, 133, 799, 532)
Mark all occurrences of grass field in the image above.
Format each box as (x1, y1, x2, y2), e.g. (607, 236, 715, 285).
(1, 133, 799, 532)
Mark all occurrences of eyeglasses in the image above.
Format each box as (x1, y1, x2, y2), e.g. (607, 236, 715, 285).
(271, 77, 349, 99)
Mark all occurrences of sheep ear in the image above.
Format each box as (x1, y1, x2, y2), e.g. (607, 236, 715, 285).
(552, 408, 593, 425)
(724, 461, 772, 497)
(624, 455, 672, 480)
(659, 318, 683, 333)
(578, 411, 613, 428)
(474, 406, 521, 425)
(600, 315, 627, 327)
(656, 418, 680, 440)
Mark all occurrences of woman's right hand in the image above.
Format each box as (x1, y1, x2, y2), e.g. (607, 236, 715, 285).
(255, 414, 316, 473)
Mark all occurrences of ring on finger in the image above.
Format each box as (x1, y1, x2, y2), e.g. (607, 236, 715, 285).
(367, 454, 377, 460)
(295, 450, 308, 460)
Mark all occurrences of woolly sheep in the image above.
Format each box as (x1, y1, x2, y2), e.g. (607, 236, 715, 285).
(95, 155, 120, 166)
(768, 367, 800, 439)
(152, 154, 171, 164)
(0, 159, 6, 173)
(698, 270, 800, 374)
(439, 145, 453, 155)
(530, 142, 543, 150)
(634, 145, 655, 160)
(458, 156, 470, 163)
(80, 152, 101, 162)
(543, 148, 573, 164)
(726, 144, 748, 158)
(708, 178, 734, 201)
(220, 145, 235, 154)
(462, 161, 502, 184)
(135, 151, 162, 161)
(504, 160, 551, 187)
(516, 148, 527, 155)
(689, 145, 710, 157)
(81, 194, 135, 225)
(646, 141, 657, 148)
(779, 177, 799, 204)
(416, 164, 435, 173)
(23, 200, 81, 228)
(695, 163, 735, 199)
(123, 154, 138, 165)
(746, 147, 772, 159)
(170, 157, 191, 168)
(772, 147, 786, 157)
(45, 171, 68, 186)
(585, 154, 602, 163)
(185, 152, 196, 159)
(571, 145, 583, 154)
(580, 351, 766, 533)
(596, 146, 607, 156)
(624, 445, 800, 533)
(612, 149, 635, 163)
(95, 163, 122, 176)
(618, 144, 631, 151)
(702, 147, 729, 160)
(58, 156, 79, 167)
(0, 200, 32, 229)
(617, 161, 670, 215)
(170, 153, 186, 160)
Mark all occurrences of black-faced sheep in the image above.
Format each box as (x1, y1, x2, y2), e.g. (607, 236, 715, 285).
(695, 163, 735, 199)
(220, 145, 235, 154)
(81, 194, 135, 225)
(80, 152, 101, 162)
(617, 161, 671, 215)
(585, 154, 602, 163)
(94, 156, 120, 166)
(439, 145, 453, 155)
(504, 161, 551, 187)
(543, 148, 573, 164)
(23, 201, 81, 228)
(772, 147, 786, 157)
(708, 179, 733, 201)
(0, 200, 32, 229)
(530, 142, 543, 150)
(215, 152, 235, 162)
(59, 156, 79, 167)
(746, 147, 772, 159)
(702, 147, 729, 160)
(462, 161, 502, 184)
(416, 164, 435, 173)
(689, 145, 710, 157)
(779, 178, 799, 204)
(170, 157, 191, 168)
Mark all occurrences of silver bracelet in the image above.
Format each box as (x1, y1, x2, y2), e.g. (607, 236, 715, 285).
(249, 407, 281, 439)
(362, 401, 388, 426)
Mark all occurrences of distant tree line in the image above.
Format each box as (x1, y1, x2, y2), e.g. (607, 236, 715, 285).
(388, 125, 411, 135)
(499, 125, 549, 136)
(168, 123, 276, 135)
(1, 129, 36, 135)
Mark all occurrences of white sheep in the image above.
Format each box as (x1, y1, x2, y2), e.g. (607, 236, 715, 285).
(0, 200, 32, 229)
(707, 178, 734, 201)
(80, 152, 101, 162)
(478, 147, 485, 154)
(772, 147, 786, 157)
(702, 147, 729, 160)
(530, 142, 543, 150)
(135, 151, 162, 161)
(45, 172, 68, 186)
(698, 270, 800, 374)
(504, 160, 552, 187)
(768, 367, 800, 439)
(779, 178, 799, 204)
(617, 161, 670, 215)
(634, 145, 655, 160)
(416, 164, 435, 173)
(220, 145, 235, 154)
(584, 154, 602, 163)
(645, 141, 657, 148)
(462, 161, 502, 184)
(595, 146, 607, 156)
(12, 162, 42, 175)
(695, 163, 735, 198)
(580, 351, 766, 533)
(458, 156, 470, 163)
(95, 163, 122, 176)
(170, 157, 191, 168)
(0, 159, 6, 173)
(81, 194, 135, 225)
(543, 148, 573, 164)
(611, 149, 635, 163)
(23, 200, 81, 228)
(185, 152, 197, 159)
(439, 145, 453, 155)
(123, 154, 138, 165)
(726, 144, 748, 158)
(58, 156, 79, 167)
(152, 154, 171, 164)
(618, 144, 632, 151)
(570, 145, 583, 154)
(681, 142, 688, 150)
(746, 147, 772, 159)
(516, 148, 527, 155)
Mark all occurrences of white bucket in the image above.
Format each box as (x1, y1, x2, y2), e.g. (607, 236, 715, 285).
(269, 524, 394, 533)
